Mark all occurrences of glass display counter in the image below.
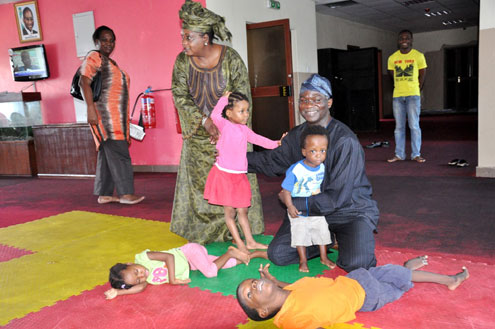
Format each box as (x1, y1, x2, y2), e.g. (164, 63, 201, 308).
(0, 92, 42, 141)
(0, 92, 41, 175)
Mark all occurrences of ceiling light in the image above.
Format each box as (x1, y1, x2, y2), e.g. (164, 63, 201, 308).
(442, 18, 465, 25)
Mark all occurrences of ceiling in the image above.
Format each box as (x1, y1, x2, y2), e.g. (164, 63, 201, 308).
(315, 0, 480, 33)
(1, 0, 479, 34)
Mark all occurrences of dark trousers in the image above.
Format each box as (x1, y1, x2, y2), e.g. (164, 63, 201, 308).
(94, 139, 135, 196)
(267, 214, 376, 272)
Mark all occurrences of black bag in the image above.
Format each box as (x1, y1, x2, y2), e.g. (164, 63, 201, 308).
(70, 51, 102, 102)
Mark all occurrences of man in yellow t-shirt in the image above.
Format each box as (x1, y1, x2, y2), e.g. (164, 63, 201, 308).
(237, 259, 469, 329)
(387, 30, 427, 163)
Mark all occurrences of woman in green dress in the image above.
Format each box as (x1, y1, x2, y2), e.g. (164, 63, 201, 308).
(171, 0, 265, 244)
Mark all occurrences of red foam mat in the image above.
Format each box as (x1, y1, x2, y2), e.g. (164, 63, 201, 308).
(4, 283, 247, 329)
(4, 247, 492, 329)
(321, 248, 494, 329)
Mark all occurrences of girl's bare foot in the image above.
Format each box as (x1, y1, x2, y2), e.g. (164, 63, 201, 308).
(321, 258, 336, 269)
(404, 255, 428, 270)
(448, 266, 469, 290)
(232, 240, 250, 254)
(246, 241, 268, 250)
(299, 262, 309, 272)
(228, 246, 250, 265)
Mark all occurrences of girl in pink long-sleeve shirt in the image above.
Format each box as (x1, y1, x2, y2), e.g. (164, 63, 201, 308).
(204, 92, 284, 253)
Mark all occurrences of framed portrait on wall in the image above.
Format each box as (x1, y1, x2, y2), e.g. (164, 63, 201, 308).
(14, 1, 43, 43)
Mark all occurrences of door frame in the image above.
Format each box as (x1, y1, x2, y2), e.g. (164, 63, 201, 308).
(246, 19, 295, 129)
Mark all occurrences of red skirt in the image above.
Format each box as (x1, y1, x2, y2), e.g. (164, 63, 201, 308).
(204, 165, 251, 208)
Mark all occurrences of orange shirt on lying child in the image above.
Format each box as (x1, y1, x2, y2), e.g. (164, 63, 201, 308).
(274, 276, 365, 329)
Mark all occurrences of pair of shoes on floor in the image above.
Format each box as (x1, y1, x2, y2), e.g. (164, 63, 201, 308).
(387, 155, 403, 163)
(448, 159, 469, 167)
(119, 195, 145, 205)
(366, 141, 390, 149)
(412, 156, 426, 163)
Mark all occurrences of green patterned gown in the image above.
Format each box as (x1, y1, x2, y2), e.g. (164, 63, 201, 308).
(171, 46, 265, 244)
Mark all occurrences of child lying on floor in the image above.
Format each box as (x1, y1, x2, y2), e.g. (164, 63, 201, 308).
(105, 243, 267, 299)
(236, 256, 469, 329)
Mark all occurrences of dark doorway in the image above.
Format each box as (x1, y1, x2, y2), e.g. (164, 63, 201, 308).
(318, 47, 382, 132)
(445, 45, 478, 112)
(246, 19, 294, 149)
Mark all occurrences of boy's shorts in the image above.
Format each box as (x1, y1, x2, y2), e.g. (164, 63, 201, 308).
(288, 213, 331, 248)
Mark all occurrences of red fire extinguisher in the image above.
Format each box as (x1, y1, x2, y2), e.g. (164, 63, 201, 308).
(141, 89, 156, 129)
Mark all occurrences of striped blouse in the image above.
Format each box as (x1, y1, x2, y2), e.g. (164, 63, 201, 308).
(80, 51, 130, 145)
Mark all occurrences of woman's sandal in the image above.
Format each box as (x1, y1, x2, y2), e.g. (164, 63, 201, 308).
(97, 196, 120, 204)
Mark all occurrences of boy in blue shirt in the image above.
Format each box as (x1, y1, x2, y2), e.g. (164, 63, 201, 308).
(279, 125, 335, 272)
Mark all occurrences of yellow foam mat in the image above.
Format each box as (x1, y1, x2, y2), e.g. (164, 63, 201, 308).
(237, 319, 380, 329)
(0, 210, 187, 325)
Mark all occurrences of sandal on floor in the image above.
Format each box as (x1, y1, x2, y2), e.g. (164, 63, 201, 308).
(366, 141, 382, 149)
(119, 196, 145, 205)
(412, 156, 426, 163)
(387, 156, 403, 163)
(366, 141, 390, 149)
(448, 159, 459, 166)
(97, 196, 120, 204)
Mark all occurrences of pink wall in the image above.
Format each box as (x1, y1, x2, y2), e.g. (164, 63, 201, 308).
(0, 0, 206, 167)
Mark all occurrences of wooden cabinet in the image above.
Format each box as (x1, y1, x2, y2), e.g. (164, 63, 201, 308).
(0, 139, 37, 176)
(32, 123, 97, 177)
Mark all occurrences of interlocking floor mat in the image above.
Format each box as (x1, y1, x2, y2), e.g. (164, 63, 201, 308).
(0, 210, 187, 326)
(2, 212, 492, 329)
(0, 211, 337, 328)
(4, 283, 248, 329)
(189, 236, 338, 296)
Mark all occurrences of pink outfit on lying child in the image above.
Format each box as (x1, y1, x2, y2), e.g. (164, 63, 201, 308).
(180, 243, 236, 278)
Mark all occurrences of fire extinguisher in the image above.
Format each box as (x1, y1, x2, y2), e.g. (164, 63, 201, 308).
(141, 87, 156, 129)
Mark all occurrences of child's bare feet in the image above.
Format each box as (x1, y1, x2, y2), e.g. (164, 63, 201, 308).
(228, 246, 250, 265)
(232, 240, 250, 254)
(404, 255, 428, 270)
(321, 257, 336, 269)
(246, 241, 268, 250)
(448, 266, 469, 290)
(299, 262, 309, 272)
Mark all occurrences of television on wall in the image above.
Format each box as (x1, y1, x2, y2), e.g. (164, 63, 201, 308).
(8, 44, 50, 81)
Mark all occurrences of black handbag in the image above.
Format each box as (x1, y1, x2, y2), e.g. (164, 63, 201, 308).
(70, 51, 102, 102)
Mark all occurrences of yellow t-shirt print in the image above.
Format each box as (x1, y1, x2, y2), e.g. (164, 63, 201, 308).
(388, 49, 427, 97)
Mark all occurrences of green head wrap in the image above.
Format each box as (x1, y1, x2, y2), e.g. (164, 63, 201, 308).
(179, 0, 232, 42)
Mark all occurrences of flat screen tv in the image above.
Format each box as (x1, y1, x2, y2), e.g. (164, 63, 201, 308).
(8, 44, 50, 81)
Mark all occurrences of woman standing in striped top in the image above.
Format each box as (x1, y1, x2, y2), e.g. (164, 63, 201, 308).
(80, 25, 144, 205)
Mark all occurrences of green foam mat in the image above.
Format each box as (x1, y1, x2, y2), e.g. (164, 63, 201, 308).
(188, 235, 338, 296)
